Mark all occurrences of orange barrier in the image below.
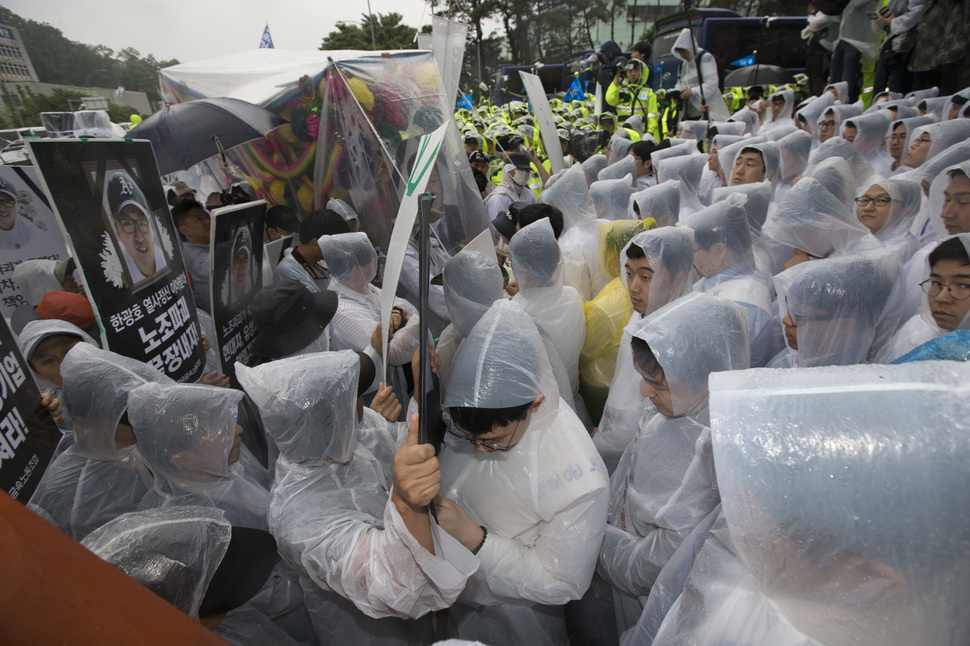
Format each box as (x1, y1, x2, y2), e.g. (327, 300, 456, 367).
(0, 492, 227, 645)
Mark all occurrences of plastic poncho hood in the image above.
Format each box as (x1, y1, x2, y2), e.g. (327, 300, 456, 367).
(631, 181, 681, 227)
(61, 343, 173, 461)
(13, 260, 62, 307)
(622, 227, 696, 315)
(842, 111, 892, 159)
(630, 292, 749, 417)
(18, 318, 97, 366)
(129, 382, 244, 484)
(590, 175, 636, 221)
(774, 248, 900, 367)
(81, 505, 231, 619)
(509, 218, 562, 290)
(860, 177, 922, 244)
(236, 351, 359, 466)
(805, 156, 858, 209)
(795, 93, 836, 138)
(442, 249, 504, 338)
(318, 232, 377, 292)
(709, 361, 970, 645)
(711, 181, 772, 234)
(444, 299, 555, 410)
(542, 163, 596, 229)
(807, 136, 874, 185)
(678, 194, 753, 277)
(763, 177, 870, 258)
(776, 129, 813, 182)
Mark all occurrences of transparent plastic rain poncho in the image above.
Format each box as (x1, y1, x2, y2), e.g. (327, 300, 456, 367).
(624, 114, 645, 136)
(803, 156, 859, 210)
(510, 219, 586, 395)
(650, 142, 694, 173)
(438, 250, 504, 380)
(541, 163, 609, 300)
(438, 299, 609, 643)
(579, 220, 655, 403)
(794, 92, 836, 138)
(597, 294, 748, 631)
(81, 505, 231, 619)
(824, 80, 849, 104)
(761, 90, 797, 132)
(678, 194, 755, 277)
(235, 351, 477, 626)
(709, 121, 746, 137)
(727, 107, 760, 136)
(860, 177, 922, 249)
(606, 136, 634, 165)
(326, 197, 359, 225)
(677, 121, 707, 140)
(715, 137, 762, 188)
(912, 139, 970, 190)
(595, 227, 696, 473)
(878, 234, 970, 362)
(821, 102, 864, 131)
(12, 259, 62, 307)
(763, 175, 874, 258)
(923, 159, 970, 241)
(737, 141, 781, 184)
(905, 119, 970, 170)
(887, 116, 937, 174)
(656, 154, 709, 216)
(590, 176, 637, 221)
(917, 96, 949, 119)
(711, 181, 772, 234)
(654, 361, 970, 645)
(762, 124, 798, 141)
(597, 154, 637, 182)
(807, 136, 875, 185)
(842, 111, 892, 159)
(775, 130, 813, 183)
(129, 382, 270, 531)
(631, 181, 681, 227)
(582, 154, 609, 186)
(319, 232, 378, 293)
(773, 247, 900, 367)
(542, 162, 597, 230)
(27, 343, 166, 541)
(908, 86, 939, 100)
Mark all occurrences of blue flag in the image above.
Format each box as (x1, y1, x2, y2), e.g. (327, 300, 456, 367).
(732, 54, 755, 67)
(563, 77, 584, 102)
(260, 24, 274, 49)
(456, 95, 473, 111)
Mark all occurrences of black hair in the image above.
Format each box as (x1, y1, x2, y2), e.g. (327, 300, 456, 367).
(630, 140, 661, 163)
(692, 209, 753, 257)
(948, 167, 969, 183)
(626, 242, 646, 259)
(517, 203, 564, 239)
(171, 199, 206, 230)
(705, 125, 720, 140)
(630, 336, 664, 380)
(739, 146, 766, 170)
(266, 205, 300, 233)
(954, 95, 969, 106)
(448, 403, 531, 436)
(892, 121, 906, 132)
(929, 237, 970, 268)
(300, 209, 349, 243)
(632, 41, 652, 57)
(789, 261, 893, 327)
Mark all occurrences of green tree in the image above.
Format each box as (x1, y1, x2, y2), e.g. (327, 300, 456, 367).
(320, 13, 423, 51)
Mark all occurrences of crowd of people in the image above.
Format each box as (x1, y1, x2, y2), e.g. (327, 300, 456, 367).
(7, 23, 970, 646)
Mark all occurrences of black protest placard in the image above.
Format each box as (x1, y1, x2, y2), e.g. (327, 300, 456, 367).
(209, 200, 265, 384)
(0, 320, 60, 502)
(26, 140, 206, 383)
(0, 166, 70, 320)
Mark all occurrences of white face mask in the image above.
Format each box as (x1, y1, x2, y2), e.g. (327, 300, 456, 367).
(512, 169, 531, 186)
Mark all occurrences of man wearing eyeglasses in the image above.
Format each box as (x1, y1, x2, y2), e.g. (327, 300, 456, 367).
(879, 235, 970, 361)
(432, 300, 609, 645)
(105, 170, 168, 285)
(0, 175, 39, 251)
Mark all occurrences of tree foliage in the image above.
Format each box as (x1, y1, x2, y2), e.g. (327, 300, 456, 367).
(0, 6, 179, 104)
(319, 13, 426, 51)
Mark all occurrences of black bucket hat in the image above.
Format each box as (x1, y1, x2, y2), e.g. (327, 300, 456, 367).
(249, 280, 338, 358)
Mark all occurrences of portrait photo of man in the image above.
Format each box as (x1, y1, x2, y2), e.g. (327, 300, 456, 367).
(229, 224, 253, 305)
(0, 175, 40, 251)
(102, 169, 170, 290)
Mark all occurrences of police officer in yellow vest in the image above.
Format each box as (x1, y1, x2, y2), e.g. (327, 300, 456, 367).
(605, 58, 661, 141)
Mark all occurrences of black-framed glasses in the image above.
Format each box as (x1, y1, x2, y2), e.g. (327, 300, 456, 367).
(818, 120, 836, 128)
(116, 218, 151, 235)
(854, 195, 892, 207)
(920, 279, 970, 300)
(446, 419, 521, 452)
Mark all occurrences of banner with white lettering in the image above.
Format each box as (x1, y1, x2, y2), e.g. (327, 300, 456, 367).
(0, 320, 59, 502)
(0, 166, 70, 320)
(209, 200, 265, 384)
(26, 140, 206, 382)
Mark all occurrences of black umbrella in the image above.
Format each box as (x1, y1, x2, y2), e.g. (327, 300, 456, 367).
(723, 65, 794, 89)
(125, 97, 287, 175)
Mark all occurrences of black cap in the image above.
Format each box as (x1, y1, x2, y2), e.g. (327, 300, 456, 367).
(599, 113, 616, 124)
(468, 150, 489, 164)
(491, 208, 518, 240)
(105, 170, 150, 217)
(266, 205, 300, 233)
(507, 152, 532, 170)
(355, 350, 376, 398)
(198, 526, 279, 618)
(249, 280, 338, 358)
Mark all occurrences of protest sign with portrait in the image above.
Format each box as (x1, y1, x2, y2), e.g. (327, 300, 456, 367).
(0, 166, 70, 320)
(27, 140, 206, 383)
(209, 200, 265, 385)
